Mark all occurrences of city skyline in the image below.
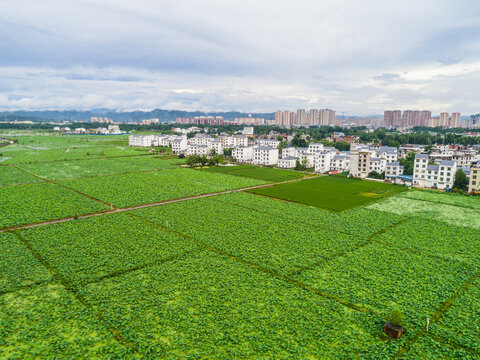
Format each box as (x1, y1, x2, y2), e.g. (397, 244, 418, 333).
(1, 1, 480, 114)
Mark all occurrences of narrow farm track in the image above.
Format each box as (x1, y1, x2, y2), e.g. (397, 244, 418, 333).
(393, 267, 480, 358)
(0, 175, 316, 233)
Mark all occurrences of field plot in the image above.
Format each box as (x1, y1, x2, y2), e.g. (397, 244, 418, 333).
(132, 196, 368, 275)
(0, 283, 129, 359)
(116, 156, 184, 170)
(0, 232, 51, 294)
(431, 277, 480, 353)
(201, 164, 305, 182)
(400, 189, 480, 210)
(368, 196, 480, 229)
(294, 242, 477, 332)
(0, 182, 108, 228)
(80, 251, 401, 359)
(211, 191, 404, 237)
(374, 217, 480, 264)
(0, 166, 42, 185)
(248, 175, 406, 211)
(20, 212, 199, 285)
(63, 168, 267, 208)
(0, 135, 150, 164)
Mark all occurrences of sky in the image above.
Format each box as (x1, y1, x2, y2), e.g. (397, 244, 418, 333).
(1, 0, 480, 115)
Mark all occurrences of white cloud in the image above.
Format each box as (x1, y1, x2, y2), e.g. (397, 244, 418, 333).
(0, 0, 479, 114)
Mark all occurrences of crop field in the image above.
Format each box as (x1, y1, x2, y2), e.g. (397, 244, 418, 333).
(62, 168, 267, 208)
(248, 175, 407, 211)
(201, 164, 305, 182)
(1, 135, 480, 358)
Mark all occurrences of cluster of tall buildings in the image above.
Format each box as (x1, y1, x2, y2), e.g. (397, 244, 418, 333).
(384, 110, 461, 128)
(176, 116, 225, 125)
(90, 117, 114, 124)
(176, 116, 266, 126)
(275, 109, 336, 128)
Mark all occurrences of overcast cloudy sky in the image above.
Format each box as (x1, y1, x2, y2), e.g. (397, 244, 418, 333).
(1, 0, 480, 115)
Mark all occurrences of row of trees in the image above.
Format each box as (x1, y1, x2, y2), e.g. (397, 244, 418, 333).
(186, 154, 225, 167)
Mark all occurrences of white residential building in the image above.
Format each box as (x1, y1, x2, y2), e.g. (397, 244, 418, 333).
(209, 140, 224, 155)
(385, 162, 404, 179)
(330, 154, 350, 172)
(369, 157, 387, 174)
(412, 154, 429, 187)
(232, 146, 254, 163)
(171, 137, 188, 154)
(252, 146, 279, 165)
(282, 147, 298, 158)
(277, 156, 297, 169)
(187, 144, 210, 156)
(129, 135, 154, 147)
(424, 160, 457, 189)
(299, 153, 315, 168)
(258, 139, 280, 148)
(308, 143, 324, 153)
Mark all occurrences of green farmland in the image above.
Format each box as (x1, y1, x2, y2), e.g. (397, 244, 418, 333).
(248, 175, 407, 211)
(1, 134, 480, 359)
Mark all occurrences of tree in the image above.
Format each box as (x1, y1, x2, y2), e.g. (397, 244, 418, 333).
(399, 152, 415, 175)
(291, 134, 308, 148)
(223, 147, 233, 156)
(368, 171, 384, 179)
(199, 155, 209, 167)
(454, 169, 468, 191)
(333, 141, 350, 151)
(211, 154, 224, 166)
(186, 132, 195, 139)
(276, 135, 284, 141)
(186, 154, 200, 167)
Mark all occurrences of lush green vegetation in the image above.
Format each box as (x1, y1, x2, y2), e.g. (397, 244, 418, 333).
(63, 168, 267, 208)
(248, 175, 406, 211)
(201, 164, 306, 182)
(21, 212, 198, 285)
(2, 134, 480, 359)
(0, 182, 108, 228)
(0, 166, 41, 186)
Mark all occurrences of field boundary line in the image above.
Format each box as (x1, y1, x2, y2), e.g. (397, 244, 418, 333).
(393, 267, 480, 358)
(289, 217, 411, 277)
(0, 176, 311, 233)
(427, 333, 480, 358)
(128, 212, 380, 317)
(11, 231, 140, 354)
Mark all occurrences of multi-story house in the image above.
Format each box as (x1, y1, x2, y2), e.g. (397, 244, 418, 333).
(252, 146, 279, 165)
(258, 139, 280, 148)
(413, 154, 429, 186)
(385, 162, 404, 180)
(277, 156, 297, 169)
(232, 146, 254, 163)
(468, 162, 480, 193)
(424, 160, 457, 189)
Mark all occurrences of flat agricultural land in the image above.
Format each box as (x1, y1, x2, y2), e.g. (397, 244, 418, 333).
(1, 134, 480, 359)
(201, 164, 306, 182)
(248, 175, 407, 211)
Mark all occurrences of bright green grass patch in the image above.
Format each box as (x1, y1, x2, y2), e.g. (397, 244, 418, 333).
(368, 196, 480, 229)
(202, 165, 305, 182)
(80, 251, 402, 359)
(0, 182, 108, 228)
(0, 232, 52, 293)
(21, 212, 199, 285)
(0, 166, 42, 185)
(294, 243, 477, 332)
(0, 283, 130, 359)
(248, 176, 406, 211)
(212, 191, 406, 237)
(399, 190, 480, 210)
(132, 196, 367, 275)
(64, 168, 267, 208)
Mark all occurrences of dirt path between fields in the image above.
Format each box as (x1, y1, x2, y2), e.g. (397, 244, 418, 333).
(0, 175, 318, 233)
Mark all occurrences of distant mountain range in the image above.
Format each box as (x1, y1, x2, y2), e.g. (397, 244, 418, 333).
(0, 109, 276, 123)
